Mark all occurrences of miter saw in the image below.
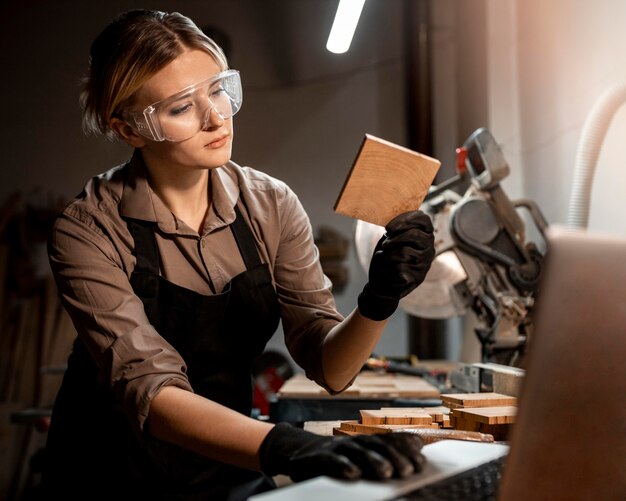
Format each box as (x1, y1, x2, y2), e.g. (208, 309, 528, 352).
(355, 127, 548, 367)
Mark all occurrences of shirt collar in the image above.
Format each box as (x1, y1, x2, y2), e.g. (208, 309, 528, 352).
(120, 149, 241, 236)
(205, 165, 239, 233)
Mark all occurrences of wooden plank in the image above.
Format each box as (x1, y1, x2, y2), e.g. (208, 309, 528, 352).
(384, 406, 449, 422)
(303, 420, 341, 436)
(440, 392, 517, 408)
(360, 408, 433, 426)
(387, 412, 433, 426)
(359, 409, 387, 425)
(333, 427, 358, 436)
(339, 420, 430, 434)
(333, 421, 495, 444)
(392, 376, 440, 398)
(276, 374, 360, 397)
(334, 134, 441, 226)
(277, 372, 439, 399)
(453, 406, 517, 425)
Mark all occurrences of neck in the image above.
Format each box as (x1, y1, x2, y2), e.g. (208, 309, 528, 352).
(145, 160, 212, 234)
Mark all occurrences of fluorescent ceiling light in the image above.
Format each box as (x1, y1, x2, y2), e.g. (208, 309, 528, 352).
(326, 0, 366, 54)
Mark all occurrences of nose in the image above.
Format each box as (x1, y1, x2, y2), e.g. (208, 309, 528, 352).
(209, 107, 225, 126)
(201, 106, 225, 131)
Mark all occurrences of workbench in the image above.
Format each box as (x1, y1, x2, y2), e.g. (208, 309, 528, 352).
(269, 372, 443, 424)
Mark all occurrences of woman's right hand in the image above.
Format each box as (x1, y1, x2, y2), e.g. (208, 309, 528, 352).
(259, 422, 425, 482)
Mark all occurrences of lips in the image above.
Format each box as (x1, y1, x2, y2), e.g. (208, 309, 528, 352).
(206, 135, 229, 149)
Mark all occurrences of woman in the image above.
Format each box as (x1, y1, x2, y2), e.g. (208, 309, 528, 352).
(41, 9, 436, 500)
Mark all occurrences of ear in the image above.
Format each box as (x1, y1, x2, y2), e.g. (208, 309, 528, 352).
(109, 118, 147, 148)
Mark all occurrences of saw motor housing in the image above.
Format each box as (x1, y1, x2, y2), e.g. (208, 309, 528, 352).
(354, 127, 548, 366)
(422, 127, 548, 365)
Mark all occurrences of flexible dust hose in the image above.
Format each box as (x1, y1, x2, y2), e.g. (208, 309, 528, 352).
(567, 82, 626, 229)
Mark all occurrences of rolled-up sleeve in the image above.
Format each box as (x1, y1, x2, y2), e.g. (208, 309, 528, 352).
(106, 325, 191, 432)
(48, 205, 192, 435)
(272, 186, 344, 388)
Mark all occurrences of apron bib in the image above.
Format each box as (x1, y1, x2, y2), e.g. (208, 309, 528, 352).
(43, 204, 280, 500)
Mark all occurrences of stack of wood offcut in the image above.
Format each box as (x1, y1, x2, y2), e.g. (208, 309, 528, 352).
(442, 393, 517, 441)
(333, 392, 518, 443)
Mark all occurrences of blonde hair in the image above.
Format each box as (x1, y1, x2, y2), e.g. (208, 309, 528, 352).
(80, 10, 228, 140)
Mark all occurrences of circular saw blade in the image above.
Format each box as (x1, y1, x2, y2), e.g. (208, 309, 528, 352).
(354, 220, 469, 319)
(400, 250, 469, 318)
(354, 219, 385, 272)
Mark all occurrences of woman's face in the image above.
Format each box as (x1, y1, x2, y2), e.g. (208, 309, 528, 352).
(131, 49, 234, 172)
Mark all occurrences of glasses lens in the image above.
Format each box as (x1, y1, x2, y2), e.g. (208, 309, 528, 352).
(153, 71, 242, 141)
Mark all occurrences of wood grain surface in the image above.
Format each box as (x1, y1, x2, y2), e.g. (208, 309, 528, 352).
(334, 134, 441, 226)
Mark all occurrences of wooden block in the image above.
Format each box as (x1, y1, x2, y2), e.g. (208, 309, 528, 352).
(333, 427, 359, 436)
(383, 406, 448, 422)
(360, 408, 433, 426)
(405, 428, 495, 445)
(359, 409, 389, 425)
(382, 407, 434, 425)
(440, 392, 518, 408)
(345, 425, 497, 445)
(388, 413, 432, 426)
(422, 406, 449, 422)
(453, 406, 517, 425)
(334, 421, 497, 443)
(477, 423, 513, 441)
(340, 420, 381, 434)
(339, 420, 430, 435)
(303, 420, 343, 436)
(334, 134, 441, 226)
(449, 408, 514, 441)
(450, 414, 481, 432)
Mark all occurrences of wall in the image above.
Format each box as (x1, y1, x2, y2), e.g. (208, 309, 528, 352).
(0, 0, 416, 370)
(486, 0, 626, 235)
(6, 0, 618, 372)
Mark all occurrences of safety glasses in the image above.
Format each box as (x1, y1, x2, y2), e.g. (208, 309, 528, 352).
(126, 69, 242, 142)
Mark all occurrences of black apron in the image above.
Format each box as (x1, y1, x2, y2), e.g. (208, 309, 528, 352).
(42, 205, 281, 500)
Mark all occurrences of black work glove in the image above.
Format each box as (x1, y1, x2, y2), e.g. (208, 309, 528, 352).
(358, 210, 435, 320)
(259, 422, 425, 483)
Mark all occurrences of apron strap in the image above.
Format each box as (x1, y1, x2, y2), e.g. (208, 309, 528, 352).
(126, 219, 160, 275)
(231, 204, 263, 269)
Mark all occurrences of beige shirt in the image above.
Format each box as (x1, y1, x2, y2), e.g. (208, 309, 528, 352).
(48, 152, 343, 434)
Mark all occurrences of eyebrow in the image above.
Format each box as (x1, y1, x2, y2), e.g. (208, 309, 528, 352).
(155, 74, 225, 107)
(172, 91, 194, 101)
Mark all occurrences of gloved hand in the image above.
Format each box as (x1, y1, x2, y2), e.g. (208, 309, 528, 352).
(358, 210, 435, 321)
(259, 422, 425, 482)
